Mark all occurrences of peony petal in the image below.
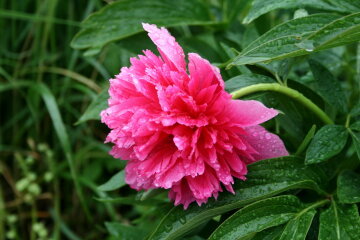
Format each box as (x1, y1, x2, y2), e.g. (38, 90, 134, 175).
(243, 125, 289, 161)
(187, 53, 224, 97)
(228, 100, 279, 127)
(142, 23, 186, 71)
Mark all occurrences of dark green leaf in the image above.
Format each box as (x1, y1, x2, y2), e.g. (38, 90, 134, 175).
(105, 222, 147, 240)
(349, 130, 360, 160)
(225, 73, 275, 93)
(337, 170, 360, 204)
(243, 0, 340, 24)
(319, 201, 360, 240)
(309, 59, 347, 112)
(208, 195, 303, 240)
(278, 209, 316, 240)
(148, 156, 329, 240)
(230, 13, 360, 66)
(305, 125, 348, 165)
(350, 101, 360, 117)
(251, 226, 284, 240)
(350, 121, 360, 131)
(76, 90, 108, 124)
(71, 0, 213, 54)
(97, 170, 125, 192)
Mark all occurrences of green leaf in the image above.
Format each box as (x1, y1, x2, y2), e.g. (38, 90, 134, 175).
(309, 59, 347, 112)
(326, 0, 360, 16)
(97, 170, 125, 192)
(251, 226, 284, 240)
(295, 125, 316, 155)
(243, 0, 340, 24)
(350, 101, 360, 117)
(225, 73, 275, 93)
(279, 210, 316, 240)
(305, 125, 348, 165)
(350, 121, 360, 131)
(76, 90, 108, 124)
(230, 13, 360, 66)
(278, 199, 330, 240)
(148, 156, 329, 240)
(348, 130, 360, 160)
(319, 201, 360, 240)
(105, 222, 147, 240)
(337, 170, 360, 204)
(71, 0, 213, 54)
(208, 195, 304, 240)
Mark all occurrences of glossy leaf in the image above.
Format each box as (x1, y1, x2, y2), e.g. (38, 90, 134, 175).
(243, 0, 340, 24)
(208, 195, 304, 240)
(278, 208, 316, 240)
(97, 170, 125, 192)
(71, 0, 213, 54)
(327, 0, 360, 13)
(319, 201, 360, 240)
(309, 59, 347, 112)
(148, 156, 328, 240)
(348, 130, 360, 160)
(305, 125, 348, 165)
(337, 170, 360, 204)
(230, 13, 360, 66)
(76, 90, 108, 124)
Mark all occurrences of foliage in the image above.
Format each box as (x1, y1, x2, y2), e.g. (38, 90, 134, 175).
(1, 0, 360, 239)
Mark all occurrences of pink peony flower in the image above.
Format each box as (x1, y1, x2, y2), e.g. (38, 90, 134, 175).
(101, 23, 288, 209)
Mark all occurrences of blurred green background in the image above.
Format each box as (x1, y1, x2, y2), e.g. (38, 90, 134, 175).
(0, 1, 140, 239)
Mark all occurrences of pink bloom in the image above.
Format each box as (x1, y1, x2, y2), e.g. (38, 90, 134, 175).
(101, 23, 288, 209)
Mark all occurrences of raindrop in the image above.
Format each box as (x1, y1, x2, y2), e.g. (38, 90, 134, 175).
(164, 224, 172, 233)
(295, 40, 314, 52)
(179, 216, 187, 224)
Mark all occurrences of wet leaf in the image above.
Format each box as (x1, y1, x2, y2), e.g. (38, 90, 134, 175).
(337, 170, 360, 204)
(208, 195, 304, 240)
(279, 209, 316, 240)
(71, 0, 213, 54)
(305, 125, 348, 165)
(148, 156, 329, 240)
(243, 0, 341, 24)
(319, 201, 360, 240)
(309, 59, 347, 112)
(230, 13, 360, 66)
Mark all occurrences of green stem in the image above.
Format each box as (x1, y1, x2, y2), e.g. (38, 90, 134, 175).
(230, 83, 334, 125)
(345, 115, 351, 128)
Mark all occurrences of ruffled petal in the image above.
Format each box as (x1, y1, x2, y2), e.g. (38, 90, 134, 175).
(142, 23, 186, 71)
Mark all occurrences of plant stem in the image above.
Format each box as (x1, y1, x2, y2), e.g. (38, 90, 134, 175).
(230, 83, 334, 125)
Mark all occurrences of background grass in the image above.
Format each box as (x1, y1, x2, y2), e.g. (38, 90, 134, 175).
(0, 1, 140, 239)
